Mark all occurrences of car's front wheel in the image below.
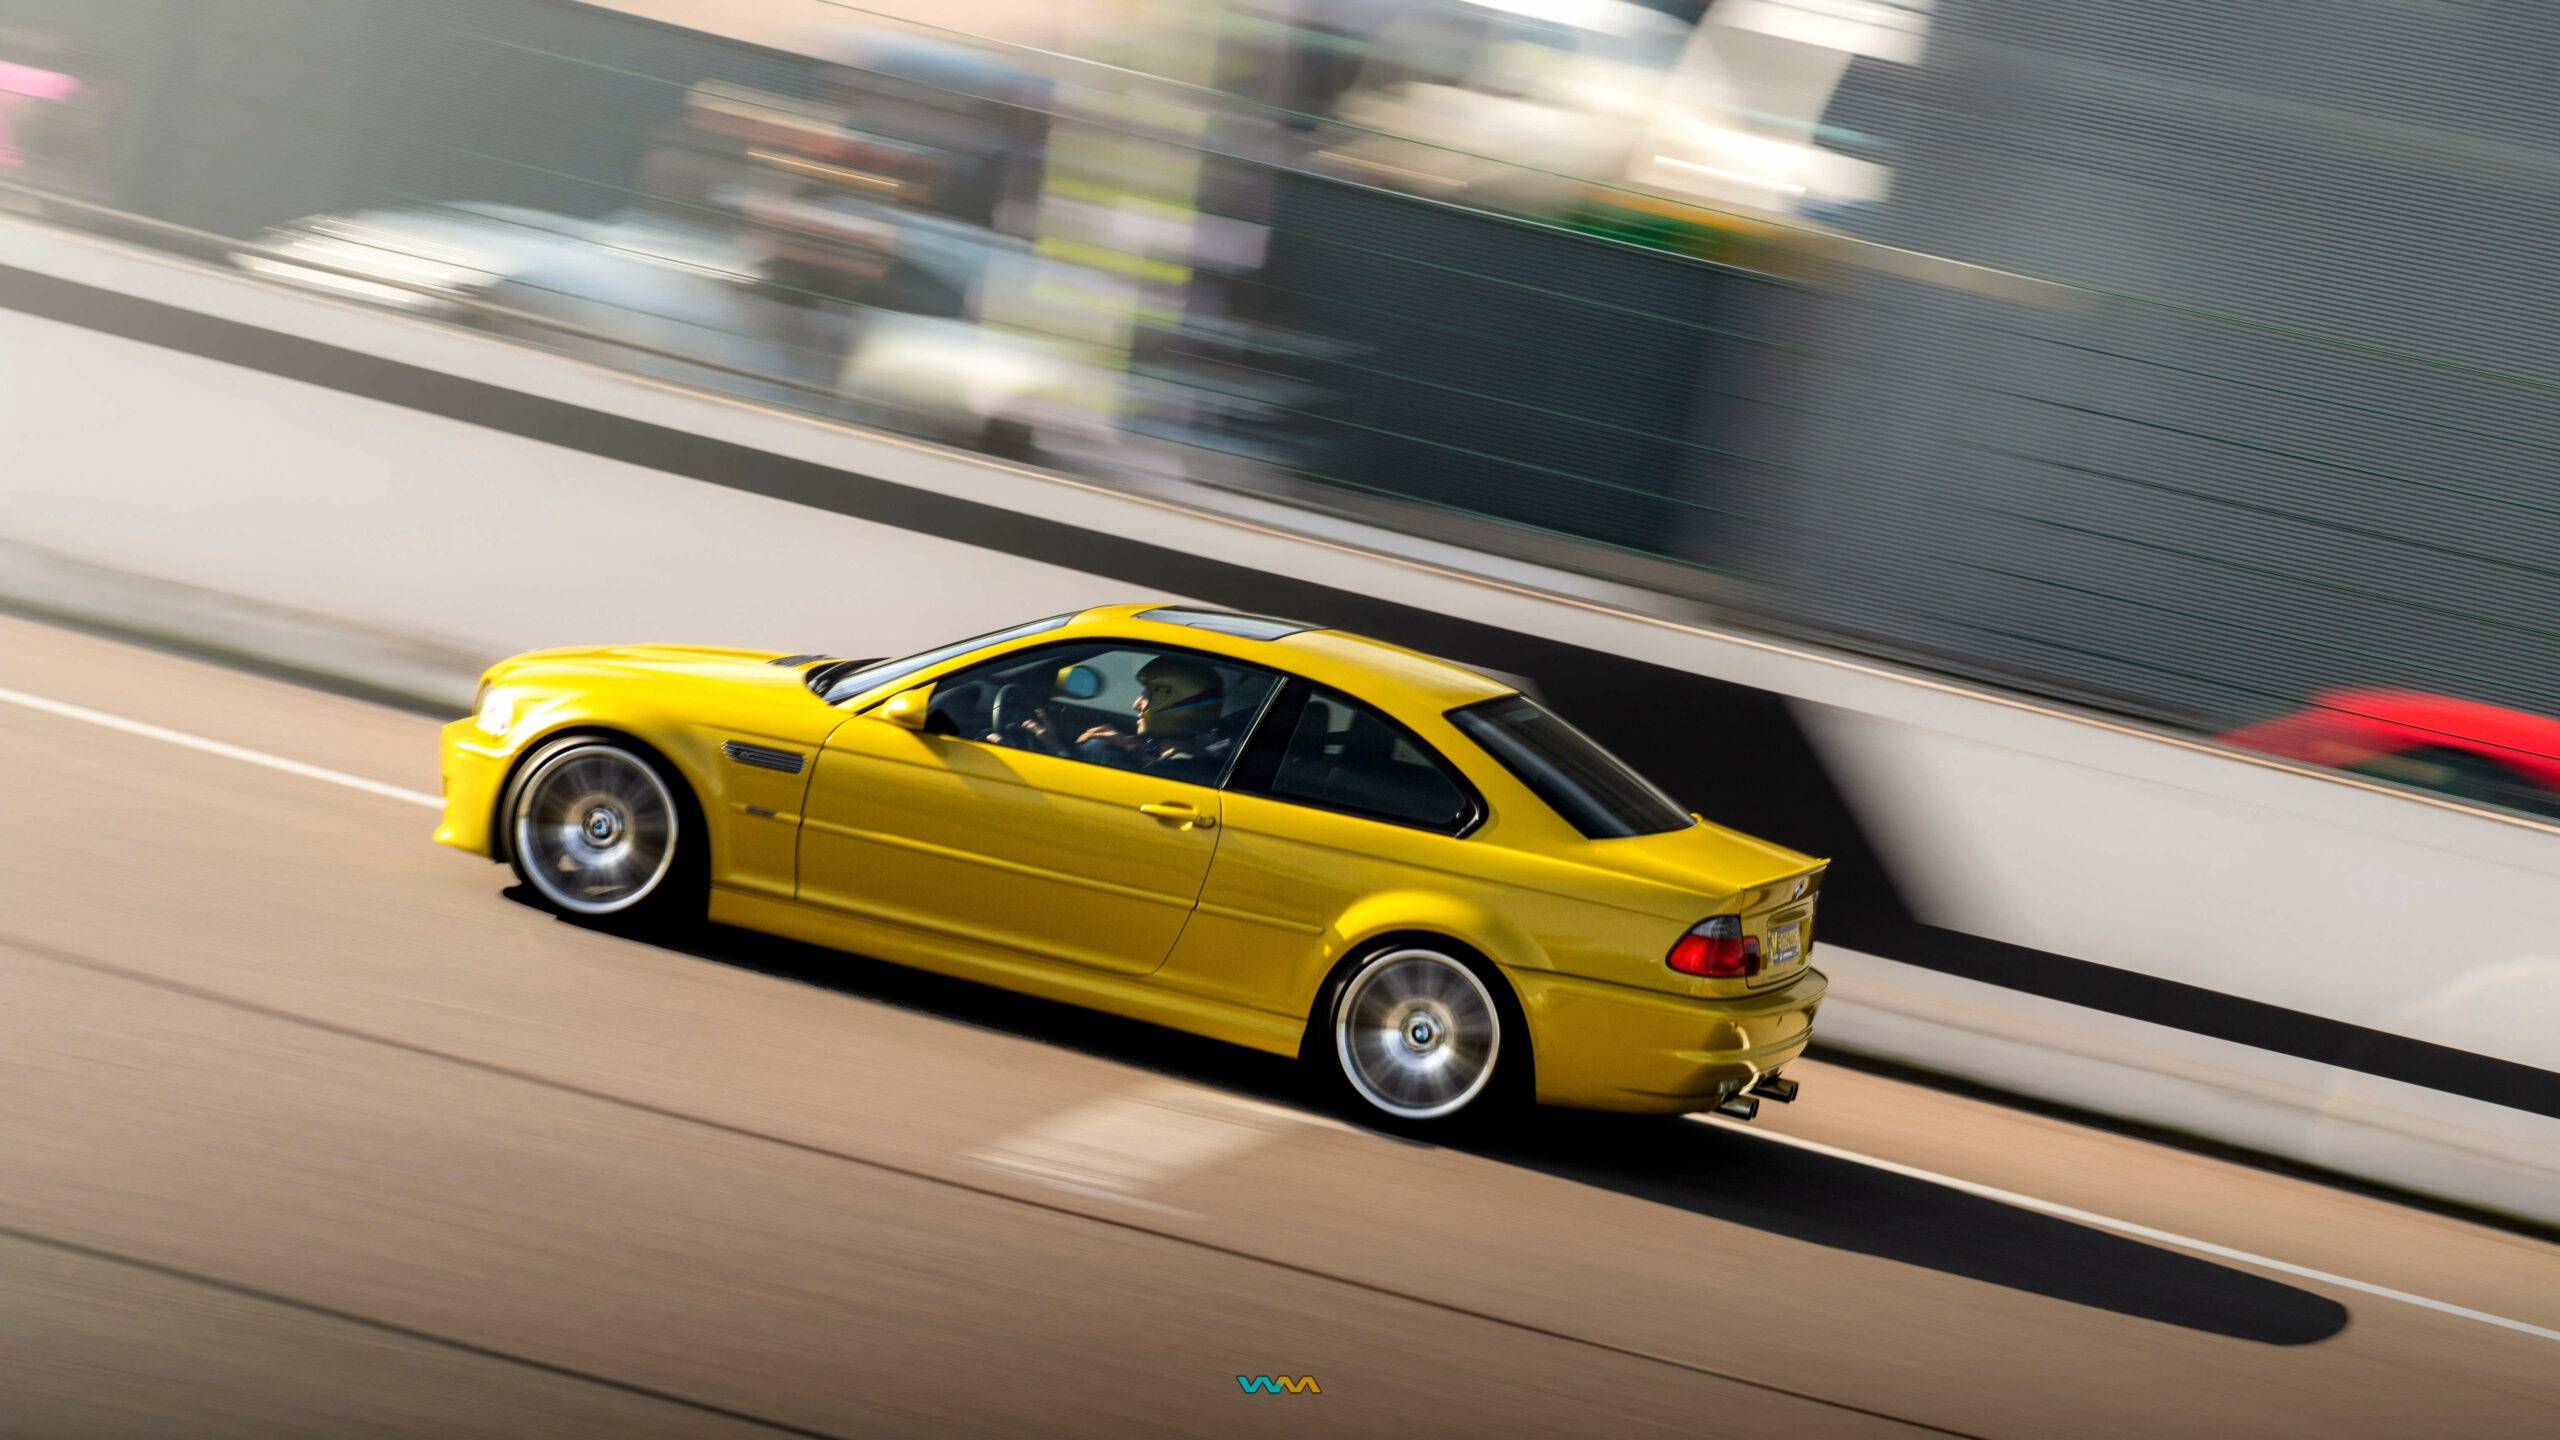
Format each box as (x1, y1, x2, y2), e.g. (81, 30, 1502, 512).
(1328, 944, 1512, 1125)
(507, 736, 697, 922)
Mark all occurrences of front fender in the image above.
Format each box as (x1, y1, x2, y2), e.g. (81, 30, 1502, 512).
(462, 700, 725, 866)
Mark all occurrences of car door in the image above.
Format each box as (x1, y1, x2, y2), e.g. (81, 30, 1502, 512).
(797, 640, 1280, 976)
(1156, 680, 1486, 1012)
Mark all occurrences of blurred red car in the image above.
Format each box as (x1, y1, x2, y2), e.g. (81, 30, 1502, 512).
(2221, 690, 2560, 819)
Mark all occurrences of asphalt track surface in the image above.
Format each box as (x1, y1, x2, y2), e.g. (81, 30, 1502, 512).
(5, 612, 2559, 1438)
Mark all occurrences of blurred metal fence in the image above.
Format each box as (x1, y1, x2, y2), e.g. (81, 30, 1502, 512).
(1742, 0, 2560, 813)
(5, 0, 2560, 817)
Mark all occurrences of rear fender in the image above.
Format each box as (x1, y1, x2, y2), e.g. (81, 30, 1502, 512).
(1311, 890, 1548, 1011)
(1339, 888, 1542, 963)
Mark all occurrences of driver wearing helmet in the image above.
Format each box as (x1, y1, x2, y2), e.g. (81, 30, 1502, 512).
(1074, 657, 1233, 783)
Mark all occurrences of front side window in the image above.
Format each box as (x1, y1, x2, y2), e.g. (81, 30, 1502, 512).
(920, 640, 1280, 788)
(1235, 683, 1477, 833)
(817, 614, 1073, 704)
(1448, 695, 1690, 839)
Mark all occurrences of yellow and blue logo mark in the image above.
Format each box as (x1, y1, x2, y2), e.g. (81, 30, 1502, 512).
(1236, 1376, 1322, 1394)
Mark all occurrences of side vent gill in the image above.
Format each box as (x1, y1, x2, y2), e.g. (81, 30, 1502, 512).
(722, 740, 806, 774)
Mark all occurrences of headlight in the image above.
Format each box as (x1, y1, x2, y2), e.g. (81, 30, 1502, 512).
(475, 685, 515, 735)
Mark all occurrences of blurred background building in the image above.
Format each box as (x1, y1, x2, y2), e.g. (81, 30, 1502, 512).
(5, 0, 2557, 817)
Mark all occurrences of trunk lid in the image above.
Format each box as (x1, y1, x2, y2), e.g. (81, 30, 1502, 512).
(1587, 817, 1820, 900)
(1588, 819, 1827, 988)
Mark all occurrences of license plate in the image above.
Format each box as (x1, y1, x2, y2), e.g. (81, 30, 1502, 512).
(1766, 924, 1802, 969)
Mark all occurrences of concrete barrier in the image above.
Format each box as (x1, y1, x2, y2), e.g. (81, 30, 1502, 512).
(7, 212, 2556, 1226)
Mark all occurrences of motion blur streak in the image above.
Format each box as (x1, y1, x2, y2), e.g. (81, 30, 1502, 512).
(1695, 1118, 2560, 1348)
(0, 930, 1989, 1440)
(13, 0, 2560, 823)
(0, 682, 442, 807)
(8, 616, 2560, 1435)
(0, 1223, 856, 1440)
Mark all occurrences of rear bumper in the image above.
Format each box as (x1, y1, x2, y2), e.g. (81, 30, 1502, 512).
(1511, 964, 1826, 1114)
(434, 717, 509, 858)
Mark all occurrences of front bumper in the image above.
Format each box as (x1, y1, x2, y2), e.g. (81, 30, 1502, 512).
(434, 717, 509, 857)
(1511, 964, 1826, 1114)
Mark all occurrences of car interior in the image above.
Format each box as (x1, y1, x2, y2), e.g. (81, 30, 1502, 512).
(923, 643, 1274, 771)
(1270, 693, 1472, 829)
(914, 644, 1469, 827)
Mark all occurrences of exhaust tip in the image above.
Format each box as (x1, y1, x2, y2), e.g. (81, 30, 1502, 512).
(1750, 1075, 1800, 1103)
(1712, 1094, 1761, 1121)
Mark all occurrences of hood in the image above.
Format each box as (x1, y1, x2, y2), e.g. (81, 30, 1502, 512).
(494, 644, 827, 692)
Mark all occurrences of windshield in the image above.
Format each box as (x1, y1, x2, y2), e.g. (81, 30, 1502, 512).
(1448, 695, 1692, 838)
(816, 614, 1073, 703)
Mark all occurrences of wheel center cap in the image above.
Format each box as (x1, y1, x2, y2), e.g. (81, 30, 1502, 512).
(1403, 1013, 1440, 1050)
(583, 808, 622, 845)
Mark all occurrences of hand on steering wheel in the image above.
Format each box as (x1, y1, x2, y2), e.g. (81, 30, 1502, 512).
(993, 684, 1069, 754)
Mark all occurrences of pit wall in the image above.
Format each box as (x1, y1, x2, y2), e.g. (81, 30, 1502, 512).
(6, 213, 2555, 1226)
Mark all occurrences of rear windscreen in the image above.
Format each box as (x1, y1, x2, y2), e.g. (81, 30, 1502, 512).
(1448, 696, 1693, 839)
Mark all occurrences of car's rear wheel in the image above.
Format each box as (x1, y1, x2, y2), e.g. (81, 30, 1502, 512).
(1329, 945, 1509, 1123)
(508, 737, 694, 921)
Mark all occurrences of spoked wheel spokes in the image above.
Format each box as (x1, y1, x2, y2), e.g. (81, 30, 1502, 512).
(1334, 947, 1503, 1121)
(511, 741, 679, 916)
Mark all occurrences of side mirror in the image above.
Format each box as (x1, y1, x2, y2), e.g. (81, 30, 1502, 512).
(873, 682, 935, 730)
(1056, 664, 1104, 701)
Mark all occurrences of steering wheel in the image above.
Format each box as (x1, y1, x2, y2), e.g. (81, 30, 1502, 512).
(992, 683, 1048, 750)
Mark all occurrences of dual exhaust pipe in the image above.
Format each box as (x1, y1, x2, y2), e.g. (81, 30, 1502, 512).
(1710, 1073, 1799, 1121)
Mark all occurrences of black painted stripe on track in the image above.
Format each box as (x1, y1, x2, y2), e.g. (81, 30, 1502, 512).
(6, 258, 2556, 1123)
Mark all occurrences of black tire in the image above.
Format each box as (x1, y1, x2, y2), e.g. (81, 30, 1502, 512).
(504, 734, 707, 928)
(1311, 939, 1529, 1130)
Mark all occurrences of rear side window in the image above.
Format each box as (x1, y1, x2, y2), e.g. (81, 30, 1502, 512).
(1448, 695, 1691, 839)
(1235, 683, 1477, 833)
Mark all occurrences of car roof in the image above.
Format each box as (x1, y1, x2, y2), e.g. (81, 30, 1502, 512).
(1066, 604, 1517, 709)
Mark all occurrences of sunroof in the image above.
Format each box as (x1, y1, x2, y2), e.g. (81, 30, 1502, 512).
(1134, 607, 1318, 641)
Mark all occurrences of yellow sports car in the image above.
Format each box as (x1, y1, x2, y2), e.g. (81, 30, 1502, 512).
(437, 604, 1828, 1125)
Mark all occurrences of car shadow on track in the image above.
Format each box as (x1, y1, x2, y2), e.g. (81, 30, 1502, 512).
(520, 893, 2350, 1347)
(1480, 1113, 2348, 1345)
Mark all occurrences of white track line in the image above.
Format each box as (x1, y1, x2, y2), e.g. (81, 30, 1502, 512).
(14, 675, 2554, 1347)
(1694, 1115, 2560, 1346)
(0, 685, 441, 809)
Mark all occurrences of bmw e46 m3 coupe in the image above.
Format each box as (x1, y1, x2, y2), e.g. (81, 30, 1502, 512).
(437, 604, 1827, 1125)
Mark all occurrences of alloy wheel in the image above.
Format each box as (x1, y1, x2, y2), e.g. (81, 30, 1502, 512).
(511, 741, 679, 916)
(1334, 948, 1502, 1120)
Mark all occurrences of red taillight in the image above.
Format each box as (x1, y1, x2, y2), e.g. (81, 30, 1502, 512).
(1668, 916, 1760, 977)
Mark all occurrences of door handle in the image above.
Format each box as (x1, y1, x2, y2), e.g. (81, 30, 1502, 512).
(1138, 802, 1215, 829)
